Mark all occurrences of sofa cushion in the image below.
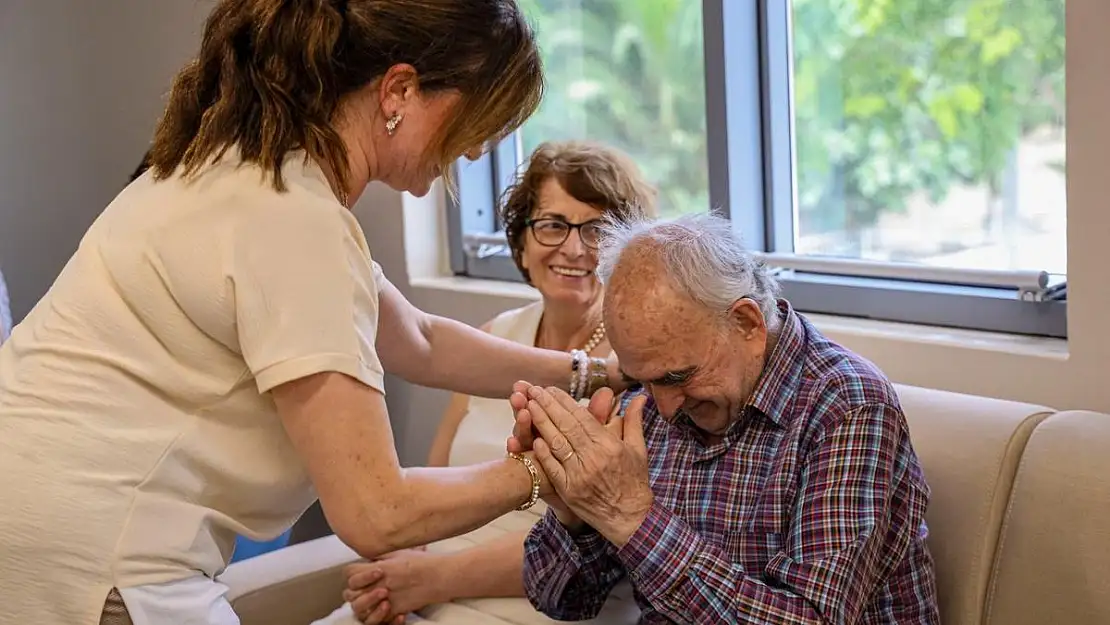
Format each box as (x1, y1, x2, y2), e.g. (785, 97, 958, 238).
(895, 384, 1053, 625)
(986, 410, 1110, 625)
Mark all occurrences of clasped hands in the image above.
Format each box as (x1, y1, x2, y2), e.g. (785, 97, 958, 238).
(507, 382, 654, 546)
(344, 384, 653, 625)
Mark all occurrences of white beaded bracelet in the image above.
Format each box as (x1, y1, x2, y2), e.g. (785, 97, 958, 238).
(569, 349, 587, 400)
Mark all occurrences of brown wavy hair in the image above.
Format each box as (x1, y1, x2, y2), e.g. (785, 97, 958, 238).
(500, 141, 658, 283)
(148, 0, 543, 193)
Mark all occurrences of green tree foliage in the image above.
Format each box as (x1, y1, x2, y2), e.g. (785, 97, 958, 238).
(522, 0, 1065, 237)
(792, 0, 1066, 246)
(520, 0, 708, 215)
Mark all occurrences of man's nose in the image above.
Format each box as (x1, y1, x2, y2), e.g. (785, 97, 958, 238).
(651, 386, 685, 420)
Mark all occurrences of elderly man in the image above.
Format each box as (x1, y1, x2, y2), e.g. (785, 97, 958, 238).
(510, 213, 940, 624)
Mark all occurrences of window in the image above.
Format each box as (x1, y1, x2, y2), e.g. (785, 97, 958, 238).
(449, 0, 1067, 338)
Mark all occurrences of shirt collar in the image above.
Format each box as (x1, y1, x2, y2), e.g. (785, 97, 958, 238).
(741, 299, 808, 429)
(215, 146, 339, 206)
(284, 149, 339, 203)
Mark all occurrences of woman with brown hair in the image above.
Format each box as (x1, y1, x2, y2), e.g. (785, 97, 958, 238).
(0, 2, 621, 624)
(340, 141, 655, 624)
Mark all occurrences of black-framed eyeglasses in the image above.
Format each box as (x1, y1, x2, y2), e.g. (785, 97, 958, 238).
(525, 218, 604, 249)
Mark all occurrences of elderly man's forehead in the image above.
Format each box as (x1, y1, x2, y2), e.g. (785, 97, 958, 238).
(605, 238, 666, 289)
(603, 236, 705, 327)
(609, 266, 668, 300)
(604, 274, 702, 334)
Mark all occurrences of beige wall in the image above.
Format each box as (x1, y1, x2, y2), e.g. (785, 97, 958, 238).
(1, 0, 1107, 467)
(0, 0, 215, 320)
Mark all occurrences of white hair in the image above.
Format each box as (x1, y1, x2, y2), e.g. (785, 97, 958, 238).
(596, 212, 781, 328)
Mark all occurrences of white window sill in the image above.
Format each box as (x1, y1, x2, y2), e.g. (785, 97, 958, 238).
(410, 275, 540, 301)
(805, 313, 1067, 360)
(410, 275, 1067, 361)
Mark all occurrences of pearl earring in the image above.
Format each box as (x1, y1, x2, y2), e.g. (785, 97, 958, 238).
(386, 113, 403, 136)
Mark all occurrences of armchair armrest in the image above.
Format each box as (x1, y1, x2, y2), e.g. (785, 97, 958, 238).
(220, 534, 361, 625)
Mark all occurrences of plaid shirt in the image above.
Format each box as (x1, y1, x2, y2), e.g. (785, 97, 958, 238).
(523, 301, 939, 624)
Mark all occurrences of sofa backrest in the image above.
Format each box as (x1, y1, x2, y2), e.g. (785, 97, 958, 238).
(895, 384, 1053, 625)
(985, 410, 1110, 625)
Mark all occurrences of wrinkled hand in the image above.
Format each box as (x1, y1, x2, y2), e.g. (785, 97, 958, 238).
(506, 383, 618, 529)
(506, 381, 613, 454)
(340, 566, 398, 625)
(526, 386, 653, 546)
(343, 549, 445, 624)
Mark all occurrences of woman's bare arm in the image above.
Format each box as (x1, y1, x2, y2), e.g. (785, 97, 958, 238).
(272, 371, 542, 559)
(437, 530, 529, 600)
(345, 529, 530, 616)
(373, 278, 618, 398)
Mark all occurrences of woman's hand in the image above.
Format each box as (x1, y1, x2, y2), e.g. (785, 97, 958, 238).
(507, 384, 630, 531)
(525, 387, 652, 547)
(507, 382, 614, 454)
(344, 549, 448, 623)
(340, 566, 399, 625)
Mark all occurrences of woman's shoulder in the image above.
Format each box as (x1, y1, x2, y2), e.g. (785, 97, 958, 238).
(486, 301, 544, 341)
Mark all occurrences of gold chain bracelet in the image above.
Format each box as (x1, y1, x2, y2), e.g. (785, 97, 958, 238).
(508, 452, 540, 511)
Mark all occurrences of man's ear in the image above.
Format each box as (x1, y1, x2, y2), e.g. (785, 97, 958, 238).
(727, 298, 766, 339)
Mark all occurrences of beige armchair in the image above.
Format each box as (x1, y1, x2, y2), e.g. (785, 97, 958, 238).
(222, 533, 358, 625)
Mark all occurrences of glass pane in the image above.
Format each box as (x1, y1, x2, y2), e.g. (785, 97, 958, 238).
(790, 0, 1067, 275)
(518, 0, 709, 217)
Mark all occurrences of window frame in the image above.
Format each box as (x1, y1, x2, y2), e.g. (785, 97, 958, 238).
(447, 0, 1067, 339)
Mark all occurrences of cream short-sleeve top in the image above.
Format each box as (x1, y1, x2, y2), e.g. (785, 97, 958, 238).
(0, 150, 386, 624)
